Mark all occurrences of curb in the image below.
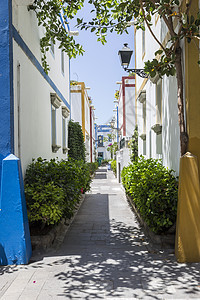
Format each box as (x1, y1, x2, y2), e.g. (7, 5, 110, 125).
(30, 194, 86, 251)
(125, 194, 175, 250)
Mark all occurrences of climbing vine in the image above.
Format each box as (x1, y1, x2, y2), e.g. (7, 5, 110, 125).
(68, 120, 86, 161)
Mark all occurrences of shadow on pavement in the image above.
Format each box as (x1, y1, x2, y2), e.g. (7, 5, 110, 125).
(26, 194, 200, 298)
(1, 190, 200, 299)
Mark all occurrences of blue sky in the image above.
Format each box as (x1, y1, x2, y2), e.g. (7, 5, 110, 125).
(69, 4, 134, 125)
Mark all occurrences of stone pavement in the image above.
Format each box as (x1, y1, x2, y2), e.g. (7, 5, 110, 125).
(1, 167, 200, 299)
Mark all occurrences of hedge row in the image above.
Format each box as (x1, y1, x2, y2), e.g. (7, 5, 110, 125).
(121, 156, 178, 234)
(24, 158, 92, 227)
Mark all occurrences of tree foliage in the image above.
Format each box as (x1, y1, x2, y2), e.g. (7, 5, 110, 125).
(130, 125, 138, 162)
(30, 0, 200, 154)
(29, 0, 84, 73)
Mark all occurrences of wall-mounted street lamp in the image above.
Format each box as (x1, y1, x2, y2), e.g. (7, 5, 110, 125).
(118, 43, 148, 78)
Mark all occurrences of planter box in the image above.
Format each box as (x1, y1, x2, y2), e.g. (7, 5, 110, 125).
(126, 194, 175, 249)
(31, 195, 85, 251)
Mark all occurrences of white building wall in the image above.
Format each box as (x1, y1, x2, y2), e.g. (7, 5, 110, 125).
(135, 15, 180, 175)
(125, 80, 135, 137)
(12, 0, 70, 174)
(71, 90, 82, 124)
(97, 127, 112, 160)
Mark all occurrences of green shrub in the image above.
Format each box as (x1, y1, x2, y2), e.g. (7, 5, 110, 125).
(25, 158, 91, 227)
(111, 159, 117, 176)
(25, 182, 65, 225)
(130, 125, 138, 162)
(101, 159, 109, 165)
(121, 156, 178, 234)
(87, 162, 98, 175)
(68, 120, 86, 161)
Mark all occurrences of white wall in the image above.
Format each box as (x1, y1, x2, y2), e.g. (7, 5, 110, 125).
(135, 15, 180, 175)
(12, 0, 70, 174)
(97, 128, 112, 160)
(71, 89, 82, 124)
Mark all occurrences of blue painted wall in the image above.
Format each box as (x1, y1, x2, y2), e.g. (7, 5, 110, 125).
(0, 0, 14, 187)
(0, 1, 32, 265)
(0, 155, 32, 265)
(0, 0, 14, 157)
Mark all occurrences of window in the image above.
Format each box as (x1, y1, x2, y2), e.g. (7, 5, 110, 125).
(98, 152, 104, 158)
(62, 117, 66, 148)
(142, 101, 146, 155)
(50, 40, 55, 55)
(61, 50, 64, 74)
(142, 22, 145, 58)
(143, 101, 146, 134)
(62, 106, 70, 154)
(51, 107, 56, 147)
(156, 80, 162, 124)
(51, 93, 61, 152)
(98, 135, 103, 147)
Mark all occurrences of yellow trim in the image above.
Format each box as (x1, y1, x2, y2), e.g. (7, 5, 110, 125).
(70, 90, 81, 93)
(80, 82, 86, 140)
(136, 78, 148, 100)
(142, 51, 145, 61)
(155, 13, 159, 25)
(85, 129, 89, 136)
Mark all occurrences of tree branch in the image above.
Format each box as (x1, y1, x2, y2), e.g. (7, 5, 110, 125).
(139, 0, 166, 52)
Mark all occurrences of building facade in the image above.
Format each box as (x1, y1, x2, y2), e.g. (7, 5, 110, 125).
(135, 11, 180, 175)
(1, 0, 71, 177)
(70, 82, 96, 162)
(113, 76, 136, 181)
(96, 125, 112, 161)
(134, 0, 200, 262)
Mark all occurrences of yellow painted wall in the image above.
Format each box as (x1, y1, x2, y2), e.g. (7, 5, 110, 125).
(185, 0, 200, 172)
(176, 0, 200, 263)
(175, 153, 200, 262)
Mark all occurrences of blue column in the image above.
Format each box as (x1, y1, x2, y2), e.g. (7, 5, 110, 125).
(0, 155, 32, 265)
(117, 106, 119, 144)
(0, 0, 14, 160)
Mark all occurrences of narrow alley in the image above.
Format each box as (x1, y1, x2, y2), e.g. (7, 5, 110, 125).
(1, 168, 200, 299)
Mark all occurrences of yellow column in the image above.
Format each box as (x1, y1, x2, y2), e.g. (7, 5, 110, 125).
(185, 0, 200, 172)
(175, 152, 200, 262)
(80, 83, 85, 140)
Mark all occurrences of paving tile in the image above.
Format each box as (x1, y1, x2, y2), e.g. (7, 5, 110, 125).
(1, 168, 200, 299)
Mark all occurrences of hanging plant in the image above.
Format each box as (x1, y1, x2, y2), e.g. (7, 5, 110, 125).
(114, 90, 119, 100)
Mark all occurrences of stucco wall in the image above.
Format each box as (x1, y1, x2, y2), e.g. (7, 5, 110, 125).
(12, 1, 70, 174)
(135, 14, 180, 175)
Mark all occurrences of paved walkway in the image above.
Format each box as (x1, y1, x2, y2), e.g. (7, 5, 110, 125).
(1, 167, 200, 299)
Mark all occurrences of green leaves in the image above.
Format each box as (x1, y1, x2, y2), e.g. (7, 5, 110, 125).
(130, 125, 138, 162)
(111, 160, 117, 175)
(25, 157, 92, 227)
(121, 156, 178, 234)
(30, 0, 84, 73)
(68, 120, 86, 162)
(144, 50, 176, 79)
